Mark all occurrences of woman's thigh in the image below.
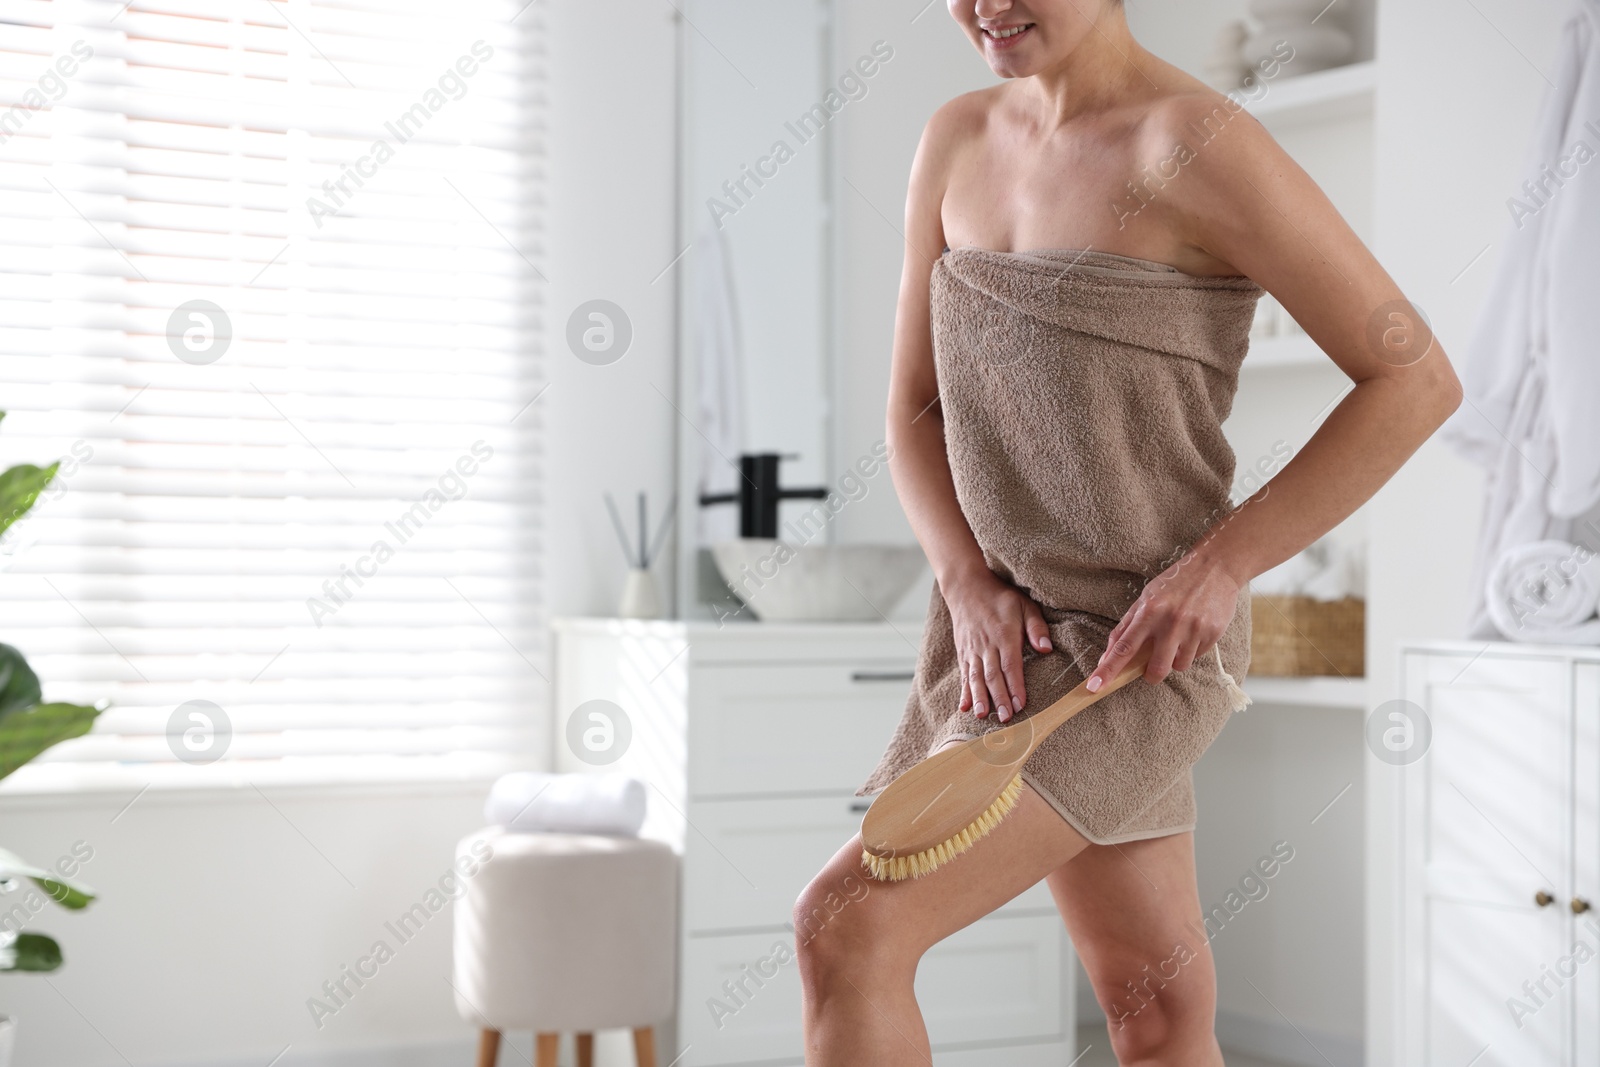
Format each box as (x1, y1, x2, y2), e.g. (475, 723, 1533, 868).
(1043, 832, 1216, 1025)
(797, 783, 1092, 966)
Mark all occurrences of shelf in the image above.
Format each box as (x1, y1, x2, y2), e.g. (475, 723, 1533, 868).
(1243, 60, 1376, 127)
(1244, 674, 1366, 708)
(1243, 332, 1326, 370)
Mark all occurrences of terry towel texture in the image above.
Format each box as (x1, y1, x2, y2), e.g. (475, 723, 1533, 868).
(858, 247, 1263, 844)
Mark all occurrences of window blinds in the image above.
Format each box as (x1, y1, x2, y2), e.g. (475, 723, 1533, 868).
(0, 0, 545, 789)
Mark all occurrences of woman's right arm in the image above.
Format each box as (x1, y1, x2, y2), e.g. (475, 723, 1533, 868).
(885, 105, 1053, 725)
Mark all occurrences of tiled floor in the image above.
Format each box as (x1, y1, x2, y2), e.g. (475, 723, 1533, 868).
(1074, 1024, 1293, 1066)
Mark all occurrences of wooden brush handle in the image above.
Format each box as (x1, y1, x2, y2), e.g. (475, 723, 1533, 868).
(1018, 645, 1154, 754)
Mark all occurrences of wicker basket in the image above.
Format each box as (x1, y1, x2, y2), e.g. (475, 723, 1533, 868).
(1249, 595, 1365, 677)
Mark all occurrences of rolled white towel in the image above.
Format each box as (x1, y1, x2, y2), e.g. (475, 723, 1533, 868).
(484, 772, 647, 837)
(1485, 539, 1600, 644)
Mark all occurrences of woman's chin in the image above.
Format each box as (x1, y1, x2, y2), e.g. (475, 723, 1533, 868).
(975, 35, 1049, 77)
(983, 53, 1042, 79)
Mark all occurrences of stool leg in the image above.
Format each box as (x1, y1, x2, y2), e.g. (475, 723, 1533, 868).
(475, 1030, 500, 1067)
(534, 1032, 559, 1067)
(576, 1032, 594, 1067)
(632, 1027, 657, 1067)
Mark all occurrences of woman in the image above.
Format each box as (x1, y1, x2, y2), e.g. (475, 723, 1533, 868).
(794, 1, 1460, 1064)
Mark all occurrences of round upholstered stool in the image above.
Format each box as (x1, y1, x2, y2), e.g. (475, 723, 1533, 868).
(452, 828, 677, 1067)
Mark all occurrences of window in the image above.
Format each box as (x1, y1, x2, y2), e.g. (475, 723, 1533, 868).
(0, 0, 545, 789)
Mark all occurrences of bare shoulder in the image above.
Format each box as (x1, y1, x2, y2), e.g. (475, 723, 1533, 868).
(902, 89, 1004, 268)
(918, 85, 1005, 168)
(1130, 87, 1284, 175)
(1121, 85, 1322, 263)
(904, 85, 1005, 235)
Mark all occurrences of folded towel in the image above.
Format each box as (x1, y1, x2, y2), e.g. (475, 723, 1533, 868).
(485, 772, 647, 837)
(1486, 539, 1600, 644)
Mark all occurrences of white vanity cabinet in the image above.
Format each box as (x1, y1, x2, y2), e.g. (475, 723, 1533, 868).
(1394, 642, 1600, 1066)
(552, 618, 1077, 1067)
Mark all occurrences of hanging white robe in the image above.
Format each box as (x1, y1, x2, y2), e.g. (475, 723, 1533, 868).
(693, 222, 747, 547)
(1441, 0, 1600, 639)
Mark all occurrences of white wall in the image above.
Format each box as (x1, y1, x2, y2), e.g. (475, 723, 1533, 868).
(0, 784, 492, 1067)
(545, 0, 681, 621)
(0, 4, 680, 1065)
(1365, 2, 1573, 1063)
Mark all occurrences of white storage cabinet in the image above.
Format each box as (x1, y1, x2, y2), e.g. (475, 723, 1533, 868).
(1395, 642, 1600, 1066)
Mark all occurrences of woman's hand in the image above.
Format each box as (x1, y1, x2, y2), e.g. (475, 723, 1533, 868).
(942, 569, 1054, 723)
(1086, 551, 1244, 693)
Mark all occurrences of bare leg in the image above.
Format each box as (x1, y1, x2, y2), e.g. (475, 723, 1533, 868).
(1044, 832, 1224, 1067)
(795, 784, 1091, 1066)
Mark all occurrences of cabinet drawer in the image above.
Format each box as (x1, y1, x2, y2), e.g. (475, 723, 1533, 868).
(685, 796, 1057, 932)
(689, 661, 915, 796)
(680, 913, 1066, 1066)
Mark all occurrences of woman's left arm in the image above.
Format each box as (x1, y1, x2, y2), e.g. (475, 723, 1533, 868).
(1089, 99, 1463, 691)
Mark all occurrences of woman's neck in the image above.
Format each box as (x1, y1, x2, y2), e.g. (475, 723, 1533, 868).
(1017, 11, 1155, 127)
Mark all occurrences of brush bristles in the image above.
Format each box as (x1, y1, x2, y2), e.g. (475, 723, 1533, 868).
(861, 775, 1025, 882)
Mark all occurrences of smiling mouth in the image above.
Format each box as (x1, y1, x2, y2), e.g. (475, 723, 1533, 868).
(982, 22, 1035, 44)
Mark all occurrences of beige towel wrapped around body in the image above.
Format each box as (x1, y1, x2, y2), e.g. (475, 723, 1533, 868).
(859, 246, 1263, 844)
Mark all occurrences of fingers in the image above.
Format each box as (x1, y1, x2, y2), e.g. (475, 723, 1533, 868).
(1023, 602, 1053, 654)
(967, 659, 987, 717)
(959, 595, 1046, 720)
(1093, 621, 1221, 689)
(1090, 599, 1145, 692)
(982, 647, 1019, 723)
(1145, 627, 1184, 684)
(1088, 627, 1144, 693)
(999, 645, 1026, 717)
(1084, 557, 1243, 692)
(1001, 601, 1051, 714)
(960, 643, 1023, 721)
(1172, 630, 1211, 674)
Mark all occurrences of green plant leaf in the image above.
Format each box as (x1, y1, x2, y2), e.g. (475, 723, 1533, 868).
(0, 644, 42, 722)
(0, 702, 99, 781)
(0, 932, 63, 973)
(0, 847, 95, 910)
(0, 461, 59, 537)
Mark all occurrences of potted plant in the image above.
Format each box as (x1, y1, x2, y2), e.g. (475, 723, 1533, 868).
(0, 412, 103, 1064)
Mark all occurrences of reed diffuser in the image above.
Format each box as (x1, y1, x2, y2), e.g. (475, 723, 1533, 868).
(604, 490, 676, 619)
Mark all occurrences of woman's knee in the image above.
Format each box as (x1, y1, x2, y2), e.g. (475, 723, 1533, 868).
(1089, 938, 1216, 1060)
(791, 860, 906, 988)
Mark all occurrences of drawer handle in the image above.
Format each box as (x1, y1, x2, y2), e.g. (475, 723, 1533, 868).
(849, 800, 873, 813)
(1535, 890, 1555, 908)
(851, 670, 915, 683)
(1574, 897, 1592, 915)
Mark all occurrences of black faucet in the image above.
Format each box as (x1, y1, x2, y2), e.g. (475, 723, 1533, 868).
(699, 452, 829, 539)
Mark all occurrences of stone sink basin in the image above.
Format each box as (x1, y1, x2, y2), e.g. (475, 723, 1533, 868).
(710, 540, 927, 622)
